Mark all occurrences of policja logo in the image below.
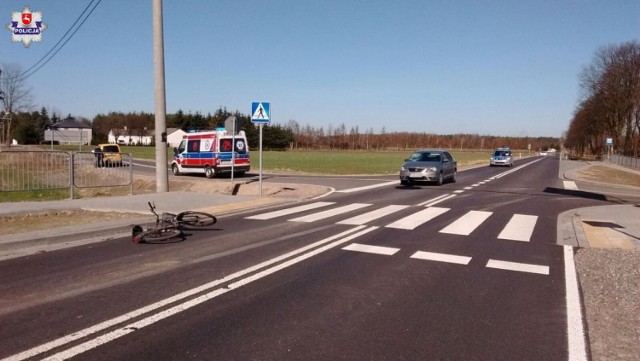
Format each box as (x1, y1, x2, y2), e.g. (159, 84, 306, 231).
(6, 6, 47, 47)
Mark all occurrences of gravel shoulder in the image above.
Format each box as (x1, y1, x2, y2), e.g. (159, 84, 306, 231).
(575, 248, 640, 361)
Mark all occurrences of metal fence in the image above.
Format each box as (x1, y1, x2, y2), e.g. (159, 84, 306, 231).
(0, 150, 133, 199)
(608, 154, 640, 171)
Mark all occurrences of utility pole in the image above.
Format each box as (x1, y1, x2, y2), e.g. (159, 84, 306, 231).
(152, 0, 168, 192)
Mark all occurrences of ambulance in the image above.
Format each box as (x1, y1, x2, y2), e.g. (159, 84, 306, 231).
(171, 129, 250, 178)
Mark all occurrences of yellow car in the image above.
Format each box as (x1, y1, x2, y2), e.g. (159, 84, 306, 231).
(93, 144, 122, 167)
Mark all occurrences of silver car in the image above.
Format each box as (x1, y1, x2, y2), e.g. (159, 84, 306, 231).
(490, 148, 513, 167)
(399, 150, 457, 186)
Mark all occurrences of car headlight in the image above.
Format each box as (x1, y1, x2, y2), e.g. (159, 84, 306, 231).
(425, 167, 437, 172)
(400, 166, 407, 172)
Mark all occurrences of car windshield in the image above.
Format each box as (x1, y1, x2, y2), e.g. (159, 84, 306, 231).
(410, 152, 441, 162)
(494, 150, 510, 156)
(102, 146, 119, 152)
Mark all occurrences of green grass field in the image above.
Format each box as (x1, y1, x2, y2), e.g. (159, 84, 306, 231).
(258, 150, 492, 174)
(1, 147, 504, 202)
(40, 145, 495, 174)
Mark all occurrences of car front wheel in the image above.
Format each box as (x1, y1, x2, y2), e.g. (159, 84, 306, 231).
(172, 164, 181, 176)
(436, 172, 444, 186)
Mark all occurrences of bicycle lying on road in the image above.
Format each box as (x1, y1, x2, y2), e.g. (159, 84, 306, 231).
(132, 202, 217, 243)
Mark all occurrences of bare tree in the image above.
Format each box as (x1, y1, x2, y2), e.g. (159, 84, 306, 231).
(1, 63, 33, 145)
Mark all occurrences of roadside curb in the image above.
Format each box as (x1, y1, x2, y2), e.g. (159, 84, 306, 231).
(0, 192, 319, 260)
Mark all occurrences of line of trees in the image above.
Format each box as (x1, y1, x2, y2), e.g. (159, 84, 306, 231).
(564, 41, 640, 158)
(283, 119, 558, 151)
(3, 105, 560, 152)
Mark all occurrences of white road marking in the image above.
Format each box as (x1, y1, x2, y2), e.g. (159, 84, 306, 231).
(439, 210, 492, 236)
(289, 203, 371, 222)
(564, 245, 589, 360)
(343, 243, 400, 255)
(336, 180, 399, 193)
(498, 214, 538, 242)
(486, 259, 549, 275)
(563, 180, 578, 190)
(416, 194, 451, 206)
(410, 251, 471, 265)
(464, 186, 473, 190)
(245, 201, 335, 220)
(422, 194, 457, 207)
(453, 190, 465, 194)
(11, 226, 376, 361)
(386, 207, 450, 230)
(338, 205, 409, 225)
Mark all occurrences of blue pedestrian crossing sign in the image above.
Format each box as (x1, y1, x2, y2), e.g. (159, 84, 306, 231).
(251, 102, 270, 124)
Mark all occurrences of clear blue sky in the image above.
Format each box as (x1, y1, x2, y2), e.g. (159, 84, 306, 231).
(1, 0, 638, 137)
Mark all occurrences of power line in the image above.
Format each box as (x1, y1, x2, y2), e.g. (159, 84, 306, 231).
(5, 0, 103, 82)
(18, 0, 98, 79)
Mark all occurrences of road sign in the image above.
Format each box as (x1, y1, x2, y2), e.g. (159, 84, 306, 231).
(251, 102, 270, 124)
(606, 138, 613, 146)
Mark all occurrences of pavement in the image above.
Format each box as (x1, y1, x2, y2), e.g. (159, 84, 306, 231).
(1, 158, 640, 260)
(557, 159, 640, 250)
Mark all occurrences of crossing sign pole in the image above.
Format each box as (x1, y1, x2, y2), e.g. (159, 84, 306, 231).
(259, 123, 263, 196)
(251, 102, 270, 197)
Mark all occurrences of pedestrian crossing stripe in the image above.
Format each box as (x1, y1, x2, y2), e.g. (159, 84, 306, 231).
(245, 202, 539, 243)
(439, 210, 492, 236)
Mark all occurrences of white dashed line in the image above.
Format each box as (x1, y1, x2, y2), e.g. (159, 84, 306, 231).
(386, 207, 450, 230)
(246, 202, 335, 220)
(411, 251, 471, 265)
(289, 203, 371, 222)
(422, 194, 457, 207)
(417, 194, 451, 206)
(486, 259, 549, 275)
(336, 180, 400, 193)
(338, 205, 410, 225)
(342, 243, 400, 256)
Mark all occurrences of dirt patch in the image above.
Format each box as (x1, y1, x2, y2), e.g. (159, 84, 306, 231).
(1, 175, 329, 235)
(0, 210, 147, 236)
(576, 166, 640, 187)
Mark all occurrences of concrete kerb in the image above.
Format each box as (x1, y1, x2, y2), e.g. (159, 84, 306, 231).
(557, 159, 640, 249)
(0, 184, 331, 259)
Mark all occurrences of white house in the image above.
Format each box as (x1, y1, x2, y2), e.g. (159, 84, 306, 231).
(106, 127, 186, 147)
(167, 128, 187, 148)
(108, 127, 153, 145)
(44, 117, 92, 145)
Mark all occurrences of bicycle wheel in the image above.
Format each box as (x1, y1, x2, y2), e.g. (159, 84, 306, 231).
(176, 211, 217, 227)
(140, 228, 183, 243)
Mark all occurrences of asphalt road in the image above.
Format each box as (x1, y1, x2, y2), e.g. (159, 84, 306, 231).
(0, 156, 618, 360)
